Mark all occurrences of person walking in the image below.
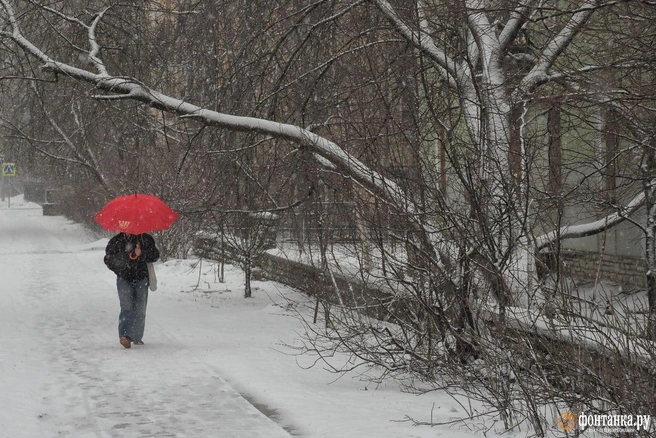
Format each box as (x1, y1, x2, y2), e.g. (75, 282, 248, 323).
(104, 232, 160, 348)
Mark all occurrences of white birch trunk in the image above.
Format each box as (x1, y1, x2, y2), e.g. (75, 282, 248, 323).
(466, 0, 530, 304)
(644, 159, 656, 339)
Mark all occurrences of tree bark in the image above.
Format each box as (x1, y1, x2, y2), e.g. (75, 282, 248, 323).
(644, 146, 656, 340)
(244, 256, 252, 298)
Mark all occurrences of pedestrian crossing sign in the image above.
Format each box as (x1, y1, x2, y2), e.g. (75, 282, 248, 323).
(2, 162, 16, 176)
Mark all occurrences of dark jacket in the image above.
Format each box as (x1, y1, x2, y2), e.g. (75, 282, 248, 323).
(104, 233, 160, 282)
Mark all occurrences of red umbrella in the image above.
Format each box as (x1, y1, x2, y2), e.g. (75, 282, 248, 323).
(94, 194, 179, 234)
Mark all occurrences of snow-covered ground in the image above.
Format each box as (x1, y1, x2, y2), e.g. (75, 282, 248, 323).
(0, 194, 498, 438)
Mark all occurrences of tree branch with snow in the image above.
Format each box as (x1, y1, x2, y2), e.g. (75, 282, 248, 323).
(516, 0, 598, 96)
(535, 191, 647, 250)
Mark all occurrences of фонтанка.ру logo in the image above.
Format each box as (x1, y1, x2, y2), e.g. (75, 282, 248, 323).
(557, 411, 652, 434)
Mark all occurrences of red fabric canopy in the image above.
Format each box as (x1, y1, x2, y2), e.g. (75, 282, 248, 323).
(94, 194, 179, 234)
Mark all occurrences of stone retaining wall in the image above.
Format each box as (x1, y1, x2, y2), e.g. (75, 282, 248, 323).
(194, 235, 392, 319)
(560, 249, 646, 289)
(197, 235, 648, 301)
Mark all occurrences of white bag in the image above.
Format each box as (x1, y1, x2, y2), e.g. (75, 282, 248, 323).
(147, 263, 158, 291)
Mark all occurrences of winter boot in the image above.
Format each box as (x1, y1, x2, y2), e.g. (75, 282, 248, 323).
(120, 336, 132, 349)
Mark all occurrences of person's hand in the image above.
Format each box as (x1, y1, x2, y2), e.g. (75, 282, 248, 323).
(129, 244, 142, 260)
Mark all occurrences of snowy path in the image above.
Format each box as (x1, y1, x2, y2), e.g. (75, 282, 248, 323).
(0, 204, 291, 438)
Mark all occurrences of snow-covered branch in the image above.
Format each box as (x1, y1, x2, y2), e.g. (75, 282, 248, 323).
(535, 190, 646, 250)
(33, 3, 109, 75)
(498, 0, 539, 53)
(370, 0, 462, 90)
(86, 8, 110, 76)
(1, 0, 60, 64)
(2, 1, 110, 75)
(0, 1, 453, 262)
(517, 0, 597, 95)
(370, 0, 482, 144)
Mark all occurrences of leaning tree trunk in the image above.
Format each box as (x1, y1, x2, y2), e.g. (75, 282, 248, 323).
(644, 146, 656, 340)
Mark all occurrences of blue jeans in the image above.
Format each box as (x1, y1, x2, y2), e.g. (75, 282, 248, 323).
(117, 277, 149, 341)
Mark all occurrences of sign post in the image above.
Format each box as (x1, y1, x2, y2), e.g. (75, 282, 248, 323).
(2, 162, 16, 208)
